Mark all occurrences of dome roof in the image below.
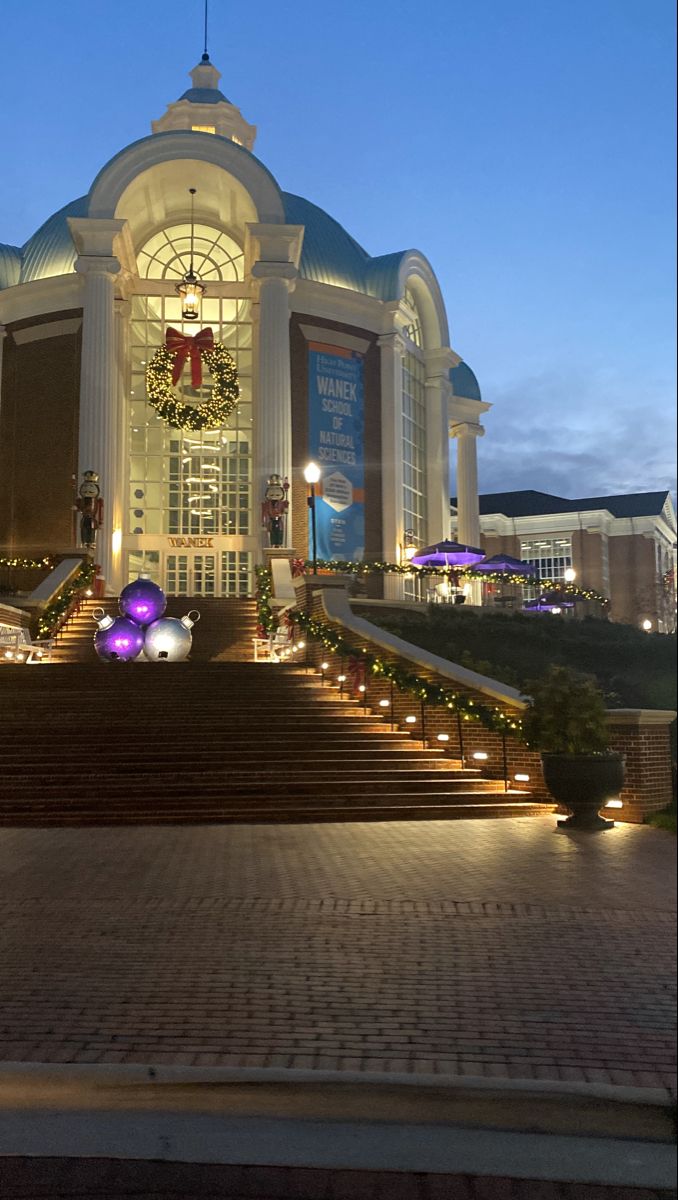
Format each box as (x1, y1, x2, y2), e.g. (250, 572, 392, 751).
(20, 196, 88, 284)
(178, 87, 231, 105)
(282, 192, 409, 301)
(0, 242, 21, 290)
(450, 361, 482, 401)
(2, 153, 436, 312)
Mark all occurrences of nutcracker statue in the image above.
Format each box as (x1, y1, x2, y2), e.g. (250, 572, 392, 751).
(261, 474, 289, 548)
(75, 470, 104, 550)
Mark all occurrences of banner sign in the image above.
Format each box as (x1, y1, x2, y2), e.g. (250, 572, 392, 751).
(308, 342, 365, 561)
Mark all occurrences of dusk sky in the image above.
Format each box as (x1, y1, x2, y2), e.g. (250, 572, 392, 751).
(1, 0, 675, 501)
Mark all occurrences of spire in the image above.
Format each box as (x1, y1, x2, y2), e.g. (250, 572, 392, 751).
(203, 0, 209, 61)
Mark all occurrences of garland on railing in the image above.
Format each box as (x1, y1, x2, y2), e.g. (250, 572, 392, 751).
(0, 554, 55, 570)
(254, 565, 276, 635)
(36, 559, 98, 638)
(294, 559, 609, 606)
(292, 609, 523, 739)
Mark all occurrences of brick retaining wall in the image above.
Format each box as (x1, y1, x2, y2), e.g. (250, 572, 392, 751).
(291, 579, 676, 822)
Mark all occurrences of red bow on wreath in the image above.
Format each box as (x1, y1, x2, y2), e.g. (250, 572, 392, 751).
(165, 327, 214, 389)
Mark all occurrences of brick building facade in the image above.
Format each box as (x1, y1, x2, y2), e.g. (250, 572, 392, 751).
(451, 489, 677, 632)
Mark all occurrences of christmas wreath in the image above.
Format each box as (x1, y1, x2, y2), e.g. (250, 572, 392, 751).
(145, 327, 240, 432)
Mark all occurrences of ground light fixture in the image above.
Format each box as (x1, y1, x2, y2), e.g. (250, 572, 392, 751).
(642, 619, 652, 631)
(304, 462, 321, 574)
(175, 188, 206, 321)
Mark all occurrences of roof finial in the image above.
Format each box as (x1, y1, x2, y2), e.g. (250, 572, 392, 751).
(202, 0, 209, 62)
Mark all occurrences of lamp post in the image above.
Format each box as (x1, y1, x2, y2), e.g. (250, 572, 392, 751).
(304, 462, 321, 575)
(402, 529, 416, 563)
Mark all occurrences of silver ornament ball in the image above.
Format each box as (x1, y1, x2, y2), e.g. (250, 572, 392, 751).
(143, 611, 200, 662)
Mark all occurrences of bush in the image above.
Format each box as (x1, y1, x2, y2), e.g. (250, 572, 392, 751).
(521, 665, 610, 755)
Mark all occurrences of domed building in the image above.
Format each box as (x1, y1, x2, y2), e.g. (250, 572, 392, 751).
(0, 55, 489, 597)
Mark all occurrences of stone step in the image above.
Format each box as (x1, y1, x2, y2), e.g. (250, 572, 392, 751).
(0, 802, 550, 826)
(2, 776, 502, 796)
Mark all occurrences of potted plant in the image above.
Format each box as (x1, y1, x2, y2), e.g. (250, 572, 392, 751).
(522, 665, 624, 831)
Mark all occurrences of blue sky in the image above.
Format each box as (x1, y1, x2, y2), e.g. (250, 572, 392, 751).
(1, 0, 675, 500)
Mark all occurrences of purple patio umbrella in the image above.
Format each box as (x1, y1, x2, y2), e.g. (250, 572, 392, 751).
(410, 540, 486, 568)
(474, 553, 537, 577)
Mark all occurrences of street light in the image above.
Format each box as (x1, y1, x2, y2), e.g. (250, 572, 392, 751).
(564, 567, 577, 583)
(304, 462, 321, 575)
(402, 529, 417, 562)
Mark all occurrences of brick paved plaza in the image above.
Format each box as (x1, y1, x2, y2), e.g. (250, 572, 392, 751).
(0, 819, 675, 1089)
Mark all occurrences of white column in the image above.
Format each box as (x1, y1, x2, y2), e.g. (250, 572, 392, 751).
(110, 297, 130, 594)
(425, 349, 454, 543)
(451, 421, 484, 547)
(0, 325, 6, 429)
(75, 255, 120, 591)
(252, 261, 296, 549)
(378, 330, 405, 600)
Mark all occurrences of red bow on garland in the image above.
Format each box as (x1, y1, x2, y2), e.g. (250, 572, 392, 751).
(291, 558, 307, 578)
(165, 327, 214, 388)
(348, 656, 366, 694)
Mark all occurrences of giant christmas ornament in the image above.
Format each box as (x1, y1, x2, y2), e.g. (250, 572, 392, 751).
(143, 611, 201, 662)
(92, 611, 144, 662)
(119, 574, 167, 625)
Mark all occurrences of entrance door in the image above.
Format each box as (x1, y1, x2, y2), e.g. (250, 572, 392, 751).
(163, 551, 252, 597)
(166, 554, 217, 597)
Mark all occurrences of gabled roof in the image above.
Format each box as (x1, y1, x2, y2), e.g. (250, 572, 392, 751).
(451, 489, 673, 520)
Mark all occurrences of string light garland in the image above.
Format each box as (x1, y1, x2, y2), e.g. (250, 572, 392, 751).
(293, 559, 609, 606)
(37, 559, 98, 638)
(292, 609, 524, 740)
(254, 565, 276, 635)
(0, 555, 55, 570)
(145, 343, 239, 431)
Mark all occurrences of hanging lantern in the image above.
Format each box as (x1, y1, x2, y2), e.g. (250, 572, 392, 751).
(92, 610, 144, 662)
(119, 573, 167, 625)
(143, 611, 201, 662)
(175, 188, 206, 322)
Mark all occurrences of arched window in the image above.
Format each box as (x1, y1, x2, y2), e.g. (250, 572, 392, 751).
(403, 287, 423, 349)
(137, 224, 244, 283)
(401, 287, 427, 597)
(127, 223, 252, 596)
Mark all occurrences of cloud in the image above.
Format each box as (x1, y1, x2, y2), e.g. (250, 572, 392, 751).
(460, 366, 677, 499)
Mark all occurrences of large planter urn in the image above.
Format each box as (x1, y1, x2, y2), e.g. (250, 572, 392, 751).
(542, 752, 625, 831)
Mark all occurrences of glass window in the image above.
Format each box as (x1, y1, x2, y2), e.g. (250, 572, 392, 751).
(403, 287, 423, 349)
(128, 293, 252, 537)
(137, 224, 244, 284)
(520, 537, 573, 584)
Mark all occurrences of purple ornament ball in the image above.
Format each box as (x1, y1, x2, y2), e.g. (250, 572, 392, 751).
(119, 575, 166, 625)
(94, 617, 145, 662)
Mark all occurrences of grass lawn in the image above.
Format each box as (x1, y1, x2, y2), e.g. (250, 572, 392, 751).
(352, 605, 677, 711)
(645, 805, 677, 833)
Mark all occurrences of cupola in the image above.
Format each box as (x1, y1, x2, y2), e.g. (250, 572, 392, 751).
(152, 55, 257, 150)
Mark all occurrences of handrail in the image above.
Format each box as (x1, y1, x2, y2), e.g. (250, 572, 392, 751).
(27, 557, 89, 608)
(317, 584, 527, 709)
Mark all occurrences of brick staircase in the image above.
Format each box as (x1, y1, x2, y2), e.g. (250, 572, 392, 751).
(0, 597, 555, 826)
